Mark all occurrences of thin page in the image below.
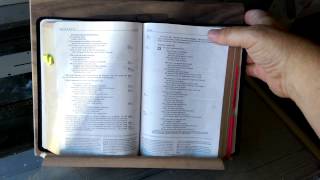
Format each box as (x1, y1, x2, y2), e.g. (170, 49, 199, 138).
(141, 23, 228, 157)
(40, 20, 143, 155)
(40, 19, 67, 152)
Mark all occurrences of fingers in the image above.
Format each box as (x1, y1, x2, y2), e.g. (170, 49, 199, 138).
(245, 9, 286, 30)
(208, 9, 284, 48)
(208, 27, 258, 49)
(245, 9, 274, 26)
(246, 64, 267, 82)
(247, 56, 254, 64)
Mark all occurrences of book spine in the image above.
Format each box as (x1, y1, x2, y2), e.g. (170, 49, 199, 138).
(226, 63, 240, 158)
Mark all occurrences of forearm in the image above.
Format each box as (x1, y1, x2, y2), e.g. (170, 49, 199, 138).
(287, 40, 320, 137)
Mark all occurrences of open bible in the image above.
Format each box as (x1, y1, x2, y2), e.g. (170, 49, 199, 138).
(39, 19, 241, 158)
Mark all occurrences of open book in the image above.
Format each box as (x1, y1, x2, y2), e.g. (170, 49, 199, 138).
(39, 19, 241, 158)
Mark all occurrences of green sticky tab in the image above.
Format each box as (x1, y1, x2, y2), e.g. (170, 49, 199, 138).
(43, 54, 54, 65)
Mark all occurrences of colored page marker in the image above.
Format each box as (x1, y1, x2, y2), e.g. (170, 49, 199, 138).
(43, 54, 54, 65)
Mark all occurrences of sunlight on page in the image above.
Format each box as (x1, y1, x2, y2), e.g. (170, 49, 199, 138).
(41, 21, 142, 155)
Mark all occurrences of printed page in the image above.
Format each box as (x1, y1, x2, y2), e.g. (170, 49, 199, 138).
(141, 23, 229, 157)
(40, 20, 142, 155)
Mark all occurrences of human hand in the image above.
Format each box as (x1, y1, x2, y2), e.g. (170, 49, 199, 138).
(208, 10, 317, 98)
(208, 9, 320, 137)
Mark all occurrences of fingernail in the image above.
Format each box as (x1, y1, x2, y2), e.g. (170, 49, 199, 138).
(208, 29, 221, 41)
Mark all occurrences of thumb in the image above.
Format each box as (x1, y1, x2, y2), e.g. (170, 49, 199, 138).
(208, 27, 259, 49)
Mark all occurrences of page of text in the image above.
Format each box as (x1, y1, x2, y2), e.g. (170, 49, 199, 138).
(43, 21, 142, 155)
(141, 23, 228, 157)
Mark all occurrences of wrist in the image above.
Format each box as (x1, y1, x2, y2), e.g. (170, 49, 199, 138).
(285, 40, 320, 104)
(285, 41, 320, 137)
